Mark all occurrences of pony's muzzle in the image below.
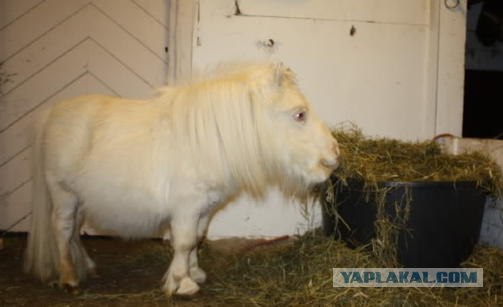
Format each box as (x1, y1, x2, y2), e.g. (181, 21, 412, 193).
(321, 157, 339, 170)
(321, 141, 340, 170)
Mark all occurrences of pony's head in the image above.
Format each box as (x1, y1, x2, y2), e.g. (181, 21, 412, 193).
(166, 63, 339, 197)
(246, 63, 340, 194)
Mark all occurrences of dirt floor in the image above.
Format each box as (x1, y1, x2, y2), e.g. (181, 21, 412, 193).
(2, 233, 503, 306)
(0, 234, 272, 307)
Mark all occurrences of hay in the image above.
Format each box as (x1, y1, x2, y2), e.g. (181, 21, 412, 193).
(125, 234, 503, 306)
(195, 233, 503, 307)
(61, 232, 502, 306)
(328, 126, 503, 197)
(3, 234, 502, 306)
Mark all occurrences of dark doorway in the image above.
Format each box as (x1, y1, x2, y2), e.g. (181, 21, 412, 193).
(463, 70, 503, 139)
(463, 0, 503, 139)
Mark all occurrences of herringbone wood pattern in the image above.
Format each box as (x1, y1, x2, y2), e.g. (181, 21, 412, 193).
(0, 0, 169, 231)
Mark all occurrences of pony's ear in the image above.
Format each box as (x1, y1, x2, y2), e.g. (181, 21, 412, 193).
(248, 62, 295, 103)
(271, 62, 295, 88)
(272, 62, 286, 86)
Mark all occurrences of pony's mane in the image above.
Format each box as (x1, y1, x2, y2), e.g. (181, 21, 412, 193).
(155, 63, 298, 196)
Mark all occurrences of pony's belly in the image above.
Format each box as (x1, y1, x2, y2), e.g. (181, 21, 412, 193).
(83, 204, 170, 239)
(79, 190, 169, 239)
(71, 164, 172, 238)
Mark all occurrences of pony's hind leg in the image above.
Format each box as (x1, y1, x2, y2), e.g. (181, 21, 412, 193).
(46, 174, 81, 292)
(75, 207, 97, 277)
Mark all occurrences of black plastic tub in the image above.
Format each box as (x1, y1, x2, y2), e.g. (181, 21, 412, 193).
(321, 180, 487, 267)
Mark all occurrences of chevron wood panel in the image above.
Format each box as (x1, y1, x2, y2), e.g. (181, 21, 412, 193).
(93, 0, 169, 60)
(1, 4, 168, 96)
(0, 0, 88, 60)
(0, 0, 44, 29)
(0, 148, 30, 197)
(134, 0, 169, 28)
(0, 0, 169, 232)
(1, 183, 31, 232)
(0, 72, 121, 231)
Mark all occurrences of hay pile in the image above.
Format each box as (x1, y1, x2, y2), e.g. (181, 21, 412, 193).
(327, 127, 503, 197)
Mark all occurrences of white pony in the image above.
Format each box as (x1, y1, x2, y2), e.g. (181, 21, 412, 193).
(24, 63, 339, 297)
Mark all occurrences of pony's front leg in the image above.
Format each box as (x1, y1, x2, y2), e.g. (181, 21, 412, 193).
(163, 215, 200, 296)
(189, 214, 210, 284)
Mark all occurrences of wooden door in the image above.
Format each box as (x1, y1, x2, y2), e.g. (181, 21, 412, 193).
(177, 0, 467, 238)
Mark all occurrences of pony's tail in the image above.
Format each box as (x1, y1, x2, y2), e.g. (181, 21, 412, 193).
(24, 109, 60, 282)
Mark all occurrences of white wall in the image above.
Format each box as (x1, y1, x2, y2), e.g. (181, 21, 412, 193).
(193, 0, 431, 140)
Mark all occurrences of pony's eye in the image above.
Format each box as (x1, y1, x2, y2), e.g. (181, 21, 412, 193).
(294, 111, 306, 122)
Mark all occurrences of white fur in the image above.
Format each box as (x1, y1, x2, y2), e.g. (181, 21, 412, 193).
(24, 63, 339, 296)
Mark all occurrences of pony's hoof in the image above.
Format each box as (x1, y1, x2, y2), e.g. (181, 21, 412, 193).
(190, 267, 207, 284)
(48, 279, 59, 288)
(176, 277, 200, 296)
(162, 275, 199, 297)
(63, 284, 80, 295)
(59, 277, 79, 294)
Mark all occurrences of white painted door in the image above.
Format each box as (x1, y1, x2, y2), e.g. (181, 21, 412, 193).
(192, 0, 466, 140)
(0, 0, 169, 232)
(182, 0, 468, 238)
